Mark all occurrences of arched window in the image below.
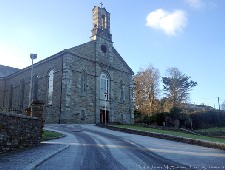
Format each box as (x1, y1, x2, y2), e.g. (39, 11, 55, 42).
(121, 114, 124, 122)
(81, 70, 87, 95)
(32, 75, 38, 101)
(100, 73, 109, 100)
(19, 80, 25, 110)
(81, 110, 85, 120)
(48, 70, 54, 105)
(101, 14, 106, 29)
(120, 81, 125, 102)
(9, 85, 13, 108)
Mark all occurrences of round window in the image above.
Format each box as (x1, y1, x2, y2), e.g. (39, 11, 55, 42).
(101, 45, 107, 53)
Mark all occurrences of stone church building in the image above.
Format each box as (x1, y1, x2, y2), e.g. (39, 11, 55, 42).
(0, 6, 134, 124)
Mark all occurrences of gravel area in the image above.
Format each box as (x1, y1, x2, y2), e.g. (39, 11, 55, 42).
(0, 143, 66, 170)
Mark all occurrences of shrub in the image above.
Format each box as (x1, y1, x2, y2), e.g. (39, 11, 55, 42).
(169, 107, 182, 120)
(190, 111, 225, 129)
(134, 109, 142, 123)
(154, 112, 167, 126)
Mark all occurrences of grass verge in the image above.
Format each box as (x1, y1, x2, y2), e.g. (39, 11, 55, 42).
(42, 130, 64, 141)
(195, 127, 225, 133)
(114, 124, 225, 144)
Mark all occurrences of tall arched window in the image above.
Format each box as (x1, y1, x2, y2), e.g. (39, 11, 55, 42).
(121, 113, 124, 122)
(48, 70, 54, 105)
(81, 70, 87, 95)
(81, 110, 85, 121)
(101, 14, 106, 29)
(120, 81, 125, 102)
(9, 85, 13, 108)
(32, 75, 38, 101)
(100, 73, 109, 100)
(19, 80, 25, 110)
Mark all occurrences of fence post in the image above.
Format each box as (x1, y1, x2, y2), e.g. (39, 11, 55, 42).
(31, 100, 45, 141)
(31, 100, 45, 120)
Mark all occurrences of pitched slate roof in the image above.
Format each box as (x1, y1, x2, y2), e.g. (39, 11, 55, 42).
(0, 65, 20, 77)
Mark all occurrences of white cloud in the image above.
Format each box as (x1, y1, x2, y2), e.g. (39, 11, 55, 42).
(146, 9, 187, 36)
(185, 0, 205, 9)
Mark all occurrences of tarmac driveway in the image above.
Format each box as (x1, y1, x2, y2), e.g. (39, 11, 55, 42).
(38, 124, 225, 170)
(1, 124, 225, 170)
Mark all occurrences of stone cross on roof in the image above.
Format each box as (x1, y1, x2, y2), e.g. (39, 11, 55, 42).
(100, 2, 103, 8)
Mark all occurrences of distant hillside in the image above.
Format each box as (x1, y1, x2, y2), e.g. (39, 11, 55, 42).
(0, 65, 20, 77)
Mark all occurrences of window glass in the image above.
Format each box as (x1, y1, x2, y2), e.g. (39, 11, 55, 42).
(19, 80, 25, 110)
(100, 73, 109, 100)
(48, 70, 54, 105)
(120, 81, 125, 102)
(81, 110, 85, 120)
(81, 71, 87, 94)
(33, 75, 38, 101)
(9, 85, 13, 108)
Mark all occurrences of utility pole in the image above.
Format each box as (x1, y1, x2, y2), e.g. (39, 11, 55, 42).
(218, 97, 220, 110)
(28, 54, 37, 110)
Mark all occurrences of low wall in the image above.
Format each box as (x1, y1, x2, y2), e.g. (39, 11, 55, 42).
(0, 101, 44, 154)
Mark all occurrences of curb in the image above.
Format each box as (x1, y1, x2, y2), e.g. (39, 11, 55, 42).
(98, 124, 225, 151)
(23, 145, 70, 170)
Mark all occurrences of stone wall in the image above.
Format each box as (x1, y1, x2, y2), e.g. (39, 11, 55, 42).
(0, 101, 44, 154)
(94, 38, 134, 124)
(57, 47, 98, 124)
(1, 54, 63, 124)
(64, 40, 134, 124)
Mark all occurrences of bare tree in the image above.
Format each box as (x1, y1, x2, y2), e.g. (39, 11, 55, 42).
(162, 67, 197, 108)
(134, 65, 160, 116)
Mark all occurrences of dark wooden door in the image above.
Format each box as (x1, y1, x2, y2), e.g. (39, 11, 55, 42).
(100, 109, 109, 123)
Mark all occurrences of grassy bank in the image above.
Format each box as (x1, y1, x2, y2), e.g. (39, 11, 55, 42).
(195, 127, 225, 133)
(114, 124, 225, 144)
(42, 130, 64, 141)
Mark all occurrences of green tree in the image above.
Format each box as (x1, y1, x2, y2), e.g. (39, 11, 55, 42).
(159, 97, 173, 112)
(162, 67, 197, 108)
(169, 107, 182, 120)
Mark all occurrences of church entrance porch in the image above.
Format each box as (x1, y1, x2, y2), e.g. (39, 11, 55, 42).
(100, 109, 109, 123)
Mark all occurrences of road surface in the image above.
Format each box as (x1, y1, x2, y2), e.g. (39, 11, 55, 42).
(36, 124, 225, 170)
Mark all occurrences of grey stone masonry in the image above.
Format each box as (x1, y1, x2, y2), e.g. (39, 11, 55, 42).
(0, 101, 44, 154)
(60, 53, 73, 123)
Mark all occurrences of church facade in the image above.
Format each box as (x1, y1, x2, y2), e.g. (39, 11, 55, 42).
(0, 6, 134, 124)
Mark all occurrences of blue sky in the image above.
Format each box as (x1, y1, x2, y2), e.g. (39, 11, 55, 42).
(0, 0, 224, 107)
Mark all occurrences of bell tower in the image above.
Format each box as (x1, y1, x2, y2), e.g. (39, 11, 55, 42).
(90, 4, 112, 42)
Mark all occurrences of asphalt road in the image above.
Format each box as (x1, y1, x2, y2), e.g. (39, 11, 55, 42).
(36, 124, 225, 170)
